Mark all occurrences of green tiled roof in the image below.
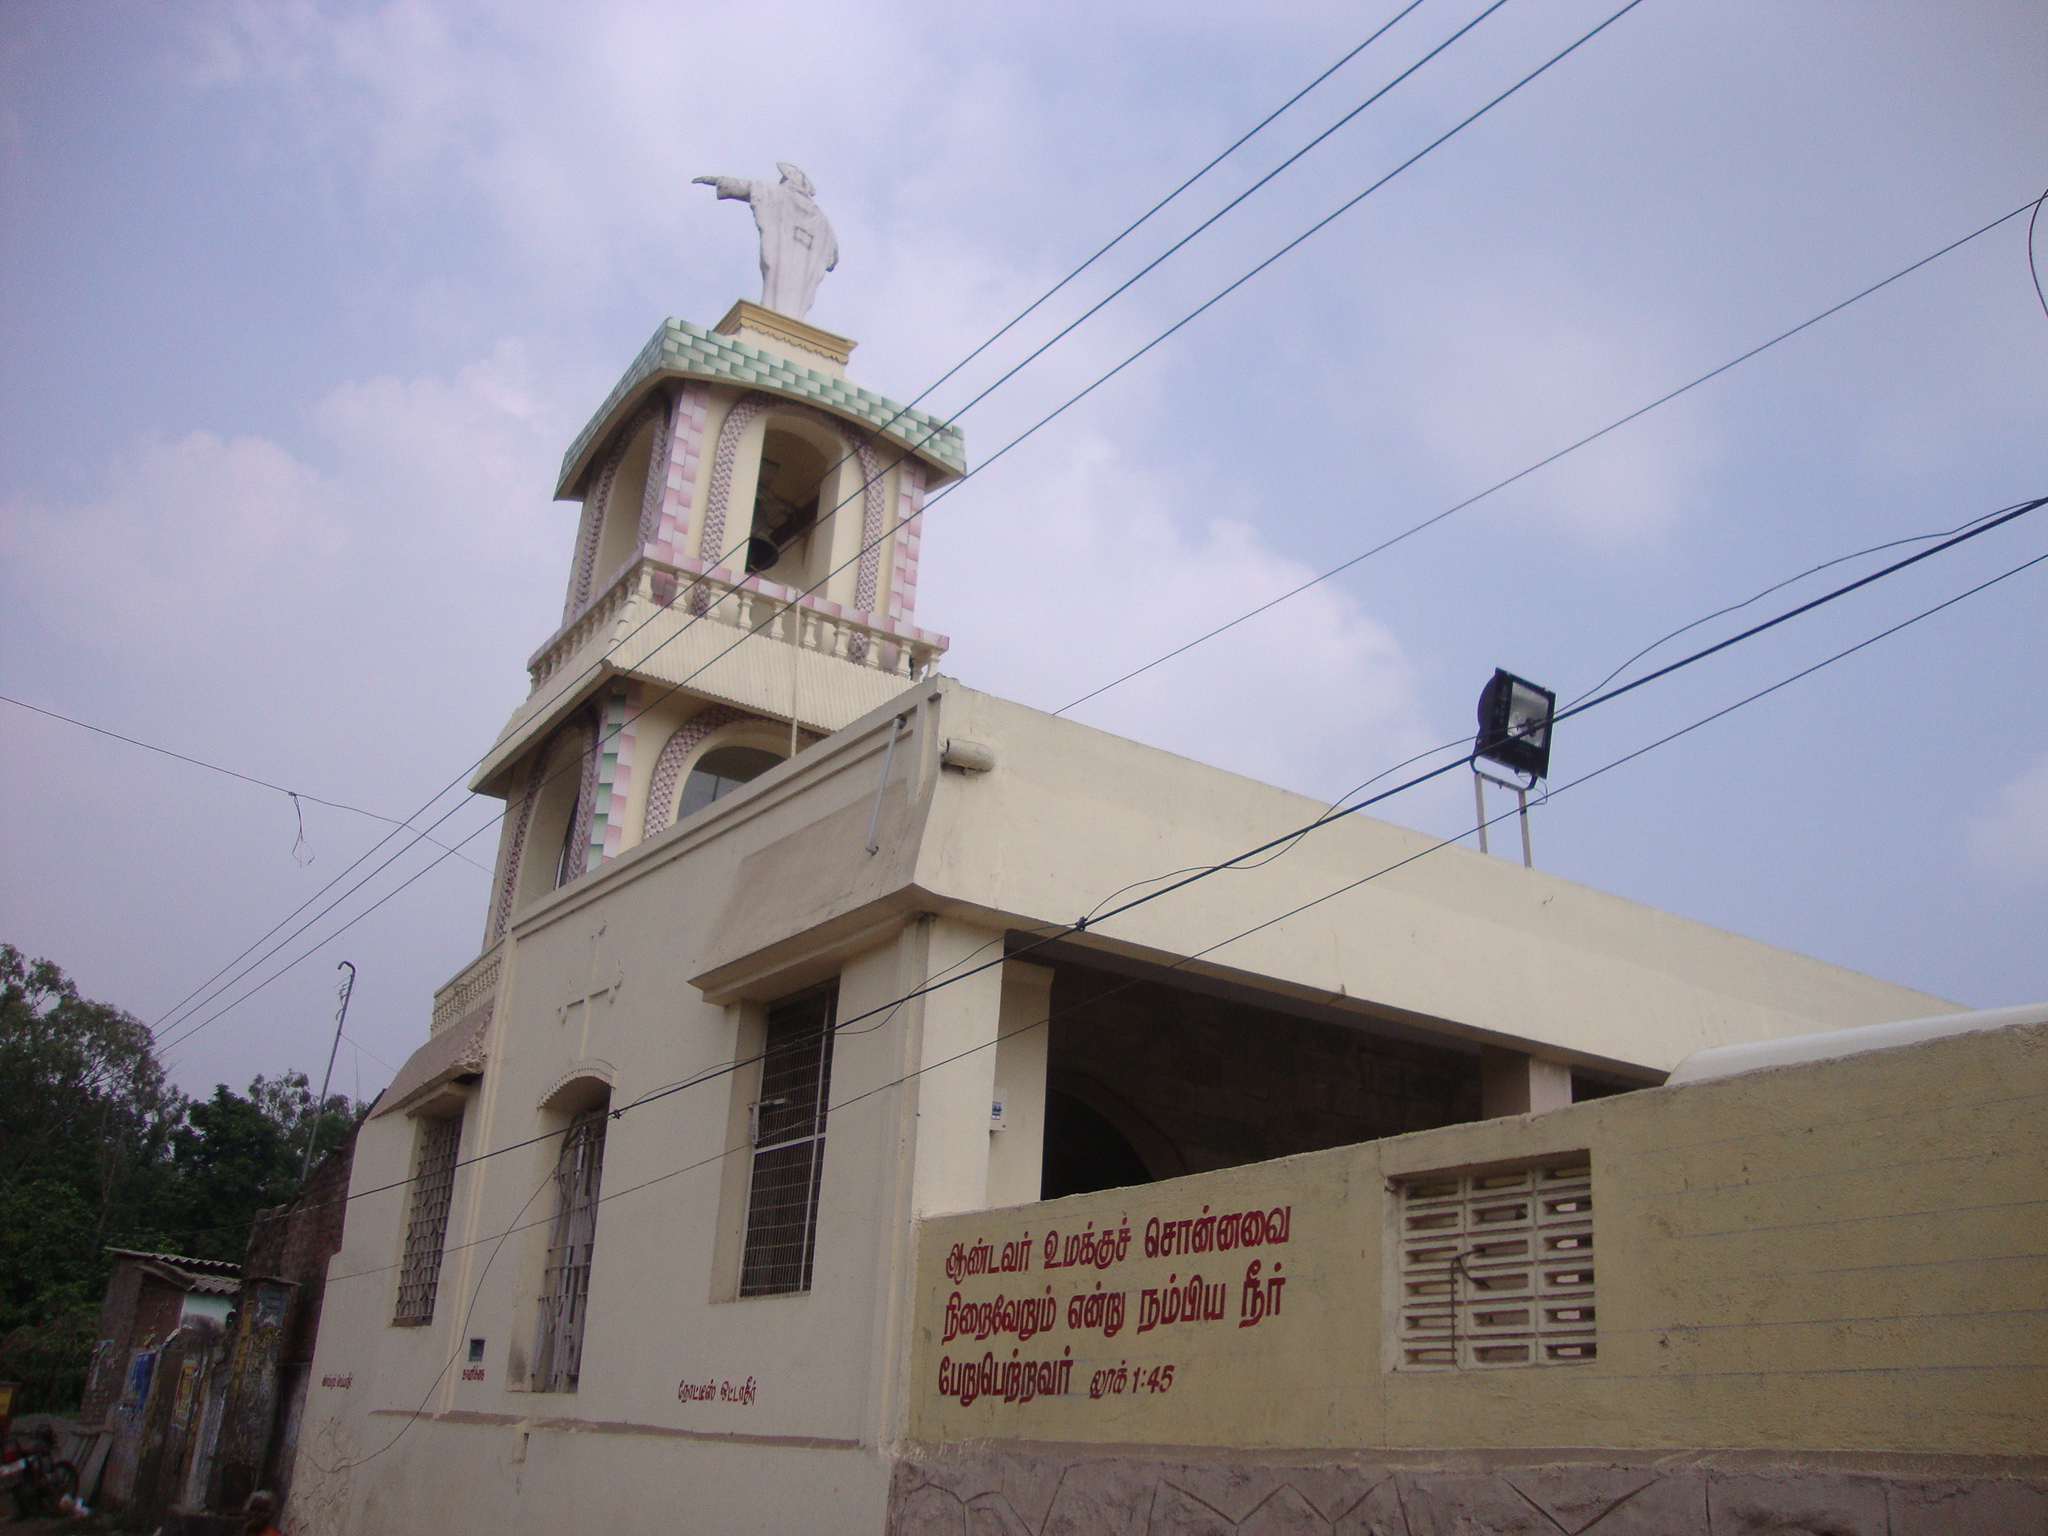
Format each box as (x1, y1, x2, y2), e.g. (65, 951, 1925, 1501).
(557, 318, 967, 495)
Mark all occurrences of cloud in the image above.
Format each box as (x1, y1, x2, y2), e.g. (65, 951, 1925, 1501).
(1966, 751, 2048, 884)
(0, 341, 565, 1096)
(313, 339, 560, 556)
(1, 341, 565, 670)
(1368, 275, 1720, 546)
(1, 430, 345, 655)
(924, 429, 1437, 805)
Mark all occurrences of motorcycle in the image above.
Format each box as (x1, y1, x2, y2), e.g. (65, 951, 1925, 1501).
(1, 1424, 82, 1521)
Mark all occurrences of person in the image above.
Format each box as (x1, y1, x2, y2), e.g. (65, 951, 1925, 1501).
(691, 162, 839, 320)
(244, 1488, 284, 1536)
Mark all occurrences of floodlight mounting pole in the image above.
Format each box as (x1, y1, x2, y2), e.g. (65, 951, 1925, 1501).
(1472, 764, 1537, 869)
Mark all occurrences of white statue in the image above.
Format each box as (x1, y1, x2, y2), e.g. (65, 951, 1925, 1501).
(692, 162, 839, 321)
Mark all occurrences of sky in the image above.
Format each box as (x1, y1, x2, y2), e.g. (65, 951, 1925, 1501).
(2, 0, 2044, 1103)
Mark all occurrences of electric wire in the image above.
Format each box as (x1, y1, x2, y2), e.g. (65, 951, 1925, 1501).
(1545, 495, 2046, 730)
(142, 4, 1528, 1044)
(1051, 197, 2043, 718)
(2028, 185, 2048, 325)
(151, 0, 1645, 1051)
(854, 0, 1515, 454)
(308, 1163, 558, 1474)
(0, 693, 490, 871)
(159, 483, 2048, 1061)
(546, 0, 1479, 662)
(1043, 494, 2048, 935)
(311, 531, 2048, 1289)
(646, 0, 1440, 615)
(155, 171, 2015, 1024)
(155, 177, 2031, 1048)
(851, 0, 1436, 424)
(1318, 497, 2040, 831)
(132, 488, 2046, 1243)
(632, 0, 1467, 635)
(1560, 501, 2030, 709)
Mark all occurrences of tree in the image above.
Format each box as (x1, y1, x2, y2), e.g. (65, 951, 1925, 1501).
(0, 943, 184, 1222)
(250, 1069, 360, 1177)
(0, 945, 186, 1411)
(0, 944, 368, 1406)
(160, 1074, 359, 1263)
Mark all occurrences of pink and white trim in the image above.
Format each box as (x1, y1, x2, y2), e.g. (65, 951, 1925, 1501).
(889, 459, 926, 630)
(642, 382, 709, 566)
(491, 756, 544, 944)
(490, 712, 597, 940)
(591, 682, 642, 867)
(640, 704, 760, 840)
(565, 399, 665, 621)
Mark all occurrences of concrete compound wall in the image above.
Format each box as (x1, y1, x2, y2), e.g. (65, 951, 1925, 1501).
(901, 1020, 2048, 1525)
(888, 1444, 2048, 1535)
(80, 1262, 150, 1429)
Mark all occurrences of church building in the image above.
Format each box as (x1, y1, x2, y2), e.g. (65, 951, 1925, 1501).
(288, 173, 2046, 1535)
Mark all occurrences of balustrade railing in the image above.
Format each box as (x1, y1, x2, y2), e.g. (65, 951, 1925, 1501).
(528, 555, 944, 691)
(432, 946, 503, 1036)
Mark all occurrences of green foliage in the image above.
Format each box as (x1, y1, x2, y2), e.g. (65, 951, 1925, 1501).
(164, 1080, 325, 1263)
(250, 1069, 361, 1179)
(0, 944, 368, 1402)
(0, 943, 185, 1219)
(0, 1179, 99, 1336)
(0, 1304, 98, 1416)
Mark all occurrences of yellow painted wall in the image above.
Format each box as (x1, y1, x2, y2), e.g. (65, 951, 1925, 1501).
(909, 1020, 2048, 1454)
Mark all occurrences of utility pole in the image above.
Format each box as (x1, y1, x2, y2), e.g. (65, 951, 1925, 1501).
(305, 960, 356, 1181)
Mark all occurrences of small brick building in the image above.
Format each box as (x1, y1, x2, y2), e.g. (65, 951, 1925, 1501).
(78, 1252, 241, 1431)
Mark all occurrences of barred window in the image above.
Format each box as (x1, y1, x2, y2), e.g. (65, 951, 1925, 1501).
(739, 983, 838, 1297)
(393, 1114, 463, 1326)
(1393, 1155, 1595, 1370)
(532, 1109, 608, 1391)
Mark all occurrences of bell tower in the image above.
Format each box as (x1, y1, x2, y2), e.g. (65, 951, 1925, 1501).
(471, 295, 963, 944)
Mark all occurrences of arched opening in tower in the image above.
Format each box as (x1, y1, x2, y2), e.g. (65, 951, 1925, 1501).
(678, 744, 785, 821)
(745, 428, 826, 582)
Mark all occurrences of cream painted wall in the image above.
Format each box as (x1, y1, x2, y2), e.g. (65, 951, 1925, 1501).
(988, 959, 1053, 1208)
(900, 684, 1957, 1075)
(909, 1019, 2048, 1455)
(673, 682, 1954, 1078)
(904, 915, 1008, 1219)
(297, 705, 981, 1535)
(309, 678, 1978, 1534)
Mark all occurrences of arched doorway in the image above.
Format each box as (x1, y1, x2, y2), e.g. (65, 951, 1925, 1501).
(1040, 1086, 1154, 1199)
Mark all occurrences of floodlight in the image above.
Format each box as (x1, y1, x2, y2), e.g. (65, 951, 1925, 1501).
(1474, 669, 1556, 782)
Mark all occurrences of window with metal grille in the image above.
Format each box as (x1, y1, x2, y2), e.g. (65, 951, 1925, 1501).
(1393, 1155, 1594, 1370)
(739, 983, 838, 1297)
(393, 1113, 463, 1326)
(532, 1109, 608, 1391)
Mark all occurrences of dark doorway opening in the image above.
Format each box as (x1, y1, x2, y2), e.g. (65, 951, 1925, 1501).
(1037, 952, 1483, 1186)
(1040, 1087, 1153, 1199)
